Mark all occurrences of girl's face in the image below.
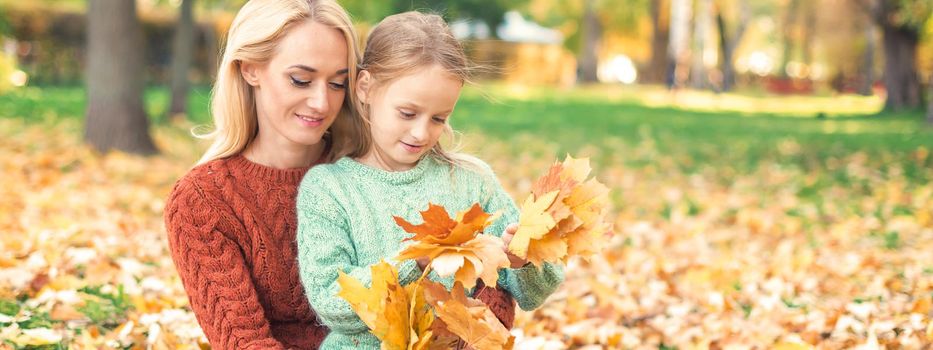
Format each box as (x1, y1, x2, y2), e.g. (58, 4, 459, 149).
(240, 20, 348, 153)
(357, 64, 462, 171)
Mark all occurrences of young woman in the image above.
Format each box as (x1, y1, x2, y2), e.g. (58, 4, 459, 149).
(163, 0, 361, 348)
(296, 11, 564, 349)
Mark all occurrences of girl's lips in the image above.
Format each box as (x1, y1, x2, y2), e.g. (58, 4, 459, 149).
(400, 141, 424, 153)
(296, 114, 323, 127)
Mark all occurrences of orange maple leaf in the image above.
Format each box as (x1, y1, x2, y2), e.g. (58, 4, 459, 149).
(395, 204, 458, 243)
(422, 280, 514, 350)
(396, 204, 509, 289)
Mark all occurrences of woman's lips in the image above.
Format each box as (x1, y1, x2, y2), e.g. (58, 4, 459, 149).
(296, 113, 324, 127)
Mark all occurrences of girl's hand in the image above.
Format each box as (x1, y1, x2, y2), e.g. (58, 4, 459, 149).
(500, 224, 529, 269)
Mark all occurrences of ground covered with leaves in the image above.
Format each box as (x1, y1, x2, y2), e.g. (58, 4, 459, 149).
(1, 86, 932, 349)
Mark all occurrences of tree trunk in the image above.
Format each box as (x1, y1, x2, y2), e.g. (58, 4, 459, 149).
(85, 0, 157, 155)
(715, 0, 748, 92)
(169, 0, 196, 120)
(780, 0, 800, 78)
(647, 0, 670, 83)
(880, 23, 921, 111)
(859, 23, 877, 96)
(690, 0, 712, 89)
(578, 0, 602, 83)
(801, 2, 815, 67)
(205, 24, 219, 80)
(667, 0, 693, 89)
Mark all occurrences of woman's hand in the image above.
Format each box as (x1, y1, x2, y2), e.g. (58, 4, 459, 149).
(500, 224, 529, 269)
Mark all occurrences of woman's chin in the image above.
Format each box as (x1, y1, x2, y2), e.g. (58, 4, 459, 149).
(286, 132, 326, 147)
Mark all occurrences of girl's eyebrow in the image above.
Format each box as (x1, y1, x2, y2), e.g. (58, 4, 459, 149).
(288, 64, 349, 75)
(400, 101, 452, 115)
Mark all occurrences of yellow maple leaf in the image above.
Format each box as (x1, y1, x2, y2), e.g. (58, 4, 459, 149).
(336, 263, 390, 330)
(564, 178, 610, 225)
(559, 155, 592, 182)
(509, 191, 559, 259)
(406, 281, 435, 350)
(422, 281, 514, 350)
(336, 261, 434, 350)
(563, 222, 611, 258)
(523, 229, 568, 266)
(510, 156, 612, 265)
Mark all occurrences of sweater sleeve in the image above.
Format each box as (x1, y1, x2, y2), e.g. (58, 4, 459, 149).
(163, 179, 286, 350)
(295, 171, 422, 335)
(477, 162, 566, 311)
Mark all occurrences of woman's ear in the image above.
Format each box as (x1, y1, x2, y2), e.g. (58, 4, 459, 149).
(240, 61, 261, 87)
(356, 70, 372, 104)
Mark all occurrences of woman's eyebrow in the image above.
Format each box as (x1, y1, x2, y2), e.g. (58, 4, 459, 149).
(288, 64, 348, 75)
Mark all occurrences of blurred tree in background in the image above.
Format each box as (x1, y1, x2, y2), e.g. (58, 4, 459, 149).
(857, 0, 932, 111)
(168, 0, 196, 121)
(714, 0, 750, 91)
(84, 0, 157, 155)
(1, 0, 933, 149)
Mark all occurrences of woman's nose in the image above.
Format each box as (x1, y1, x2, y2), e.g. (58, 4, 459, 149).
(305, 82, 330, 113)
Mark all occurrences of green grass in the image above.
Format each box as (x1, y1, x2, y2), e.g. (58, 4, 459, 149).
(2, 84, 931, 182)
(454, 84, 932, 184)
(0, 85, 213, 124)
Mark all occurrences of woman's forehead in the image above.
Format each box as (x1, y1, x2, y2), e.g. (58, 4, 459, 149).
(272, 20, 348, 73)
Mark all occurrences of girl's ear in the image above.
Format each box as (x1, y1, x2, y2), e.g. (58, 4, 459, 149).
(240, 61, 261, 87)
(356, 70, 373, 104)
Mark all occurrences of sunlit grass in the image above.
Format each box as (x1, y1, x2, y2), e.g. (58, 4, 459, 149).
(468, 82, 887, 117)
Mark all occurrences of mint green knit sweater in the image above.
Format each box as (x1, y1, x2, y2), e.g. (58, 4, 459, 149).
(296, 156, 564, 349)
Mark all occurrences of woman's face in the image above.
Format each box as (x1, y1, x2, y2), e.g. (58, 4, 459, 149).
(241, 20, 348, 152)
(357, 64, 462, 171)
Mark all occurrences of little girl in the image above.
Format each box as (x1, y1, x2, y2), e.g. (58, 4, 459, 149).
(296, 11, 564, 349)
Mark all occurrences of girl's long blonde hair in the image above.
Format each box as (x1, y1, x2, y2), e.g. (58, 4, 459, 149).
(348, 11, 484, 172)
(195, 0, 362, 165)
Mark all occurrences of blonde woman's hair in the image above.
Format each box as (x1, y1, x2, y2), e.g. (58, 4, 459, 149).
(195, 0, 362, 165)
(349, 11, 485, 173)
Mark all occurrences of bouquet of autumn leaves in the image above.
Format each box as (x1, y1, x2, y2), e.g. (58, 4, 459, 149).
(336, 156, 612, 350)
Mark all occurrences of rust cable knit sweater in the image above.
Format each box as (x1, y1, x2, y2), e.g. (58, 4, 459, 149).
(164, 155, 515, 349)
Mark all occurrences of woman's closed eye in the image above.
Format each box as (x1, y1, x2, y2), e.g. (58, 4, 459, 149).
(289, 75, 310, 87)
(432, 116, 448, 124)
(290, 76, 345, 90)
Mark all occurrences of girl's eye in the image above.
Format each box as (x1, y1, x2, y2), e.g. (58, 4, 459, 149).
(399, 110, 416, 119)
(329, 81, 347, 90)
(290, 76, 310, 87)
(432, 116, 448, 124)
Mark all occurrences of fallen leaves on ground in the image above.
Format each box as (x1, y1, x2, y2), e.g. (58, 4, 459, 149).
(2, 118, 932, 348)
